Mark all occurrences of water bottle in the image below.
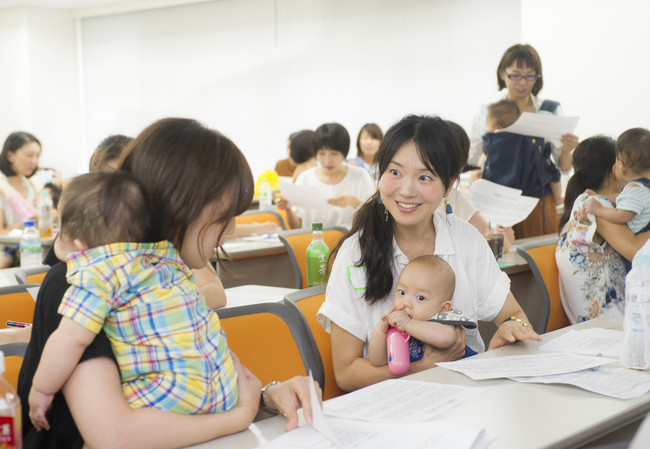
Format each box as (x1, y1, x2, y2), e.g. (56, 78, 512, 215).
(306, 223, 330, 287)
(19, 220, 42, 269)
(621, 240, 650, 369)
(37, 190, 53, 238)
(0, 352, 22, 449)
(387, 327, 410, 375)
(259, 181, 273, 211)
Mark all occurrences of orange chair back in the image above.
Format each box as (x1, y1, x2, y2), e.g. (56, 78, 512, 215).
(285, 286, 346, 400)
(4, 355, 23, 390)
(279, 227, 347, 289)
(518, 239, 570, 333)
(235, 210, 287, 230)
(0, 285, 38, 329)
(15, 266, 50, 285)
(216, 302, 322, 387)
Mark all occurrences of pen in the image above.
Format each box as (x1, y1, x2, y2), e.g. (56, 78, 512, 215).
(5, 321, 30, 328)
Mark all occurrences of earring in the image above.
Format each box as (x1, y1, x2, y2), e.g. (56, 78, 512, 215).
(385, 207, 389, 222)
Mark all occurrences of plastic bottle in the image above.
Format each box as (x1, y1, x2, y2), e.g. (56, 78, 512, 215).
(258, 181, 273, 211)
(0, 351, 22, 449)
(386, 327, 410, 375)
(19, 220, 42, 269)
(306, 223, 330, 287)
(621, 240, 650, 369)
(37, 190, 53, 238)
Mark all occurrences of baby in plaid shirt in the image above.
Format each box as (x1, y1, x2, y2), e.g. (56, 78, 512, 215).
(29, 171, 238, 430)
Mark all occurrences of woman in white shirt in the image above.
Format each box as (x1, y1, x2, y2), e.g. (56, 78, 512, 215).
(318, 115, 540, 392)
(277, 123, 374, 229)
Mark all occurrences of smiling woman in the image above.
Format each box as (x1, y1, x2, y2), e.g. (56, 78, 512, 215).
(317, 115, 541, 392)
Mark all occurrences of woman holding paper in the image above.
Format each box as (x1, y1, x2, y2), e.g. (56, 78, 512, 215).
(468, 44, 579, 238)
(318, 115, 541, 392)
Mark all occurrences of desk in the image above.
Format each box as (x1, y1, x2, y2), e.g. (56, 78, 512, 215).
(185, 318, 649, 449)
(224, 285, 297, 308)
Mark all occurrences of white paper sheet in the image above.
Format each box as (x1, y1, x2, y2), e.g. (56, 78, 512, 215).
(510, 367, 650, 400)
(256, 418, 493, 449)
(322, 379, 485, 422)
(501, 112, 579, 148)
(279, 180, 335, 210)
(437, 353, 616, 380)
(307, 371, 342, 447)
(538, 328, 624, 357)
(467, 179, 539, 227)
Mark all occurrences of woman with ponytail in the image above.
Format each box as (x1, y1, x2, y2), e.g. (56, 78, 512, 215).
(556, 136, 650, 323)
(317, 115, 540, 392)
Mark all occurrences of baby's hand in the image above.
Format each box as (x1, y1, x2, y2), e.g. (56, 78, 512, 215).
(375, 315, 389, 334)
(586, 197, 601, 216)
(28, 386, 54, 431)
(387, 310, 411, 331)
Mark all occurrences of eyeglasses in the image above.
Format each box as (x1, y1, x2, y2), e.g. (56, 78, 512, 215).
(505, 72, 541, 82)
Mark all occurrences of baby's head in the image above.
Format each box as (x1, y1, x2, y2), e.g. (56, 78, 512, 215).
(393, 255, 455, 321)
(54, 171, 151, 260)
(486, 100, 520, 133)
(616, 127, 650, 179)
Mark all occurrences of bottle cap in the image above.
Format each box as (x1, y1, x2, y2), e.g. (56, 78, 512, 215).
(312, 223, 323, 231)
(24, 220, 35, 227)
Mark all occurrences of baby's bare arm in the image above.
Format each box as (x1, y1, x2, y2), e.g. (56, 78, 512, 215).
(368, 319, 389, 366)
(404, 320, 458, 350)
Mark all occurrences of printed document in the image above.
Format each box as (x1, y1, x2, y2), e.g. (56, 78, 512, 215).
(279, 180, 334, 210)
(467, 179, 538, 227)
(538, 328, 624, 357)
(437, 353, 616, 380)
(501, 112, 579, 148)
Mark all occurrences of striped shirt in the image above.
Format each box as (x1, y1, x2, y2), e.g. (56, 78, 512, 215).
(616, 180, 650, 233)
(59, 241, 238, 413)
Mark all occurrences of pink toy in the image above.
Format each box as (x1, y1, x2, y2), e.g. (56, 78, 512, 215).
(386, 326, 410, 375)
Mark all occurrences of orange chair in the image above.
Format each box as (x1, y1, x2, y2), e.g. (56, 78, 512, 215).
(235, 209, 287, 230)
(15, 265, 50, 285)
(0, 342, 28, 390)
(278, 227, 347, 289)
(0, 284, 39, 329)
(216, 302, 323, 388)
(284, 285, 346, 400)
(517, 236, 570, 333)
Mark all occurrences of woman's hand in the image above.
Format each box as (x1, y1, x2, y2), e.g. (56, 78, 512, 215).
(263, 376, 322, 431)
(232, 355, 262, 426)
(410, 325, 466, 372)
(327, 193, 359, 209)
(488, 317, 541, 350)
(560, 133, 579, 153)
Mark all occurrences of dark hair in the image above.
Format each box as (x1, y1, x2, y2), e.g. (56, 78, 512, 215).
(43, 182, 62, 209)
(444, 120, 470, 169)
(119, 118, 254, 258)
(356, 123, 383, 157)
(331, 115, 462, 304)
(60, 171, 151, 247)
(497, 44, 544, 96)
(90, 134, 133, 172)
(289, 130, 317, 163)
(487, 100, 521, 129)
(0, 131, 41, 177)
(616, 127, 650, 172)
(559, 136, 616, 232)
(314, 123, 350, 157)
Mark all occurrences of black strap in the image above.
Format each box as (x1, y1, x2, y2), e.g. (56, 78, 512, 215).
(540, 99, 560, 113)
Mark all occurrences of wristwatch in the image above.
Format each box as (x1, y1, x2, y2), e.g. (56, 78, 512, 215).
(260, 381, 282, 414)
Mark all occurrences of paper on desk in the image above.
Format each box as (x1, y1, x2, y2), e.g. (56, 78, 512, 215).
(467, 179, 538, 227)
(437, 353, 616, 380)
(307, 370, 341, 446)
(256, 418, 493, 449)
(323, 379, 485, 422)
(279, 181, 334, 210)
(501, 112, 579, 148)
(510, 367, 650, 400)
(538, 328, 624, 357)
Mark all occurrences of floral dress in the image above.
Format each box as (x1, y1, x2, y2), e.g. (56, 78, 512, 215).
(555, 193, 626, 323)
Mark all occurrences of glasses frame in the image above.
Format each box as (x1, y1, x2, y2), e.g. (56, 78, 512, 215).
(504, 72, 541, 83)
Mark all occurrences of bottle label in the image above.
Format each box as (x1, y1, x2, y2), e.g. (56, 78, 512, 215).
(0, 416, 18, 447)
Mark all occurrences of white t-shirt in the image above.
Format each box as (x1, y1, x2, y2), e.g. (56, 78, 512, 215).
(294, 164, 374, 229)
(317, 211, 510, 354)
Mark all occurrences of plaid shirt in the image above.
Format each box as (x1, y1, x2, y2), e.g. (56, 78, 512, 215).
(59, 241, 238, 413)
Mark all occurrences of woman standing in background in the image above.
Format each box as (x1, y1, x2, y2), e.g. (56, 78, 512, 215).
(349, 123, 383, 182)
(468, 44, 579, 238)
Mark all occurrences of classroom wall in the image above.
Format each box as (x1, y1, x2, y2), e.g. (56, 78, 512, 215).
(0, 0, 648, 179)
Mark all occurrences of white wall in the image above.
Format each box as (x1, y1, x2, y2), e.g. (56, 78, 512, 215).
(0, 0, 649, 179)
